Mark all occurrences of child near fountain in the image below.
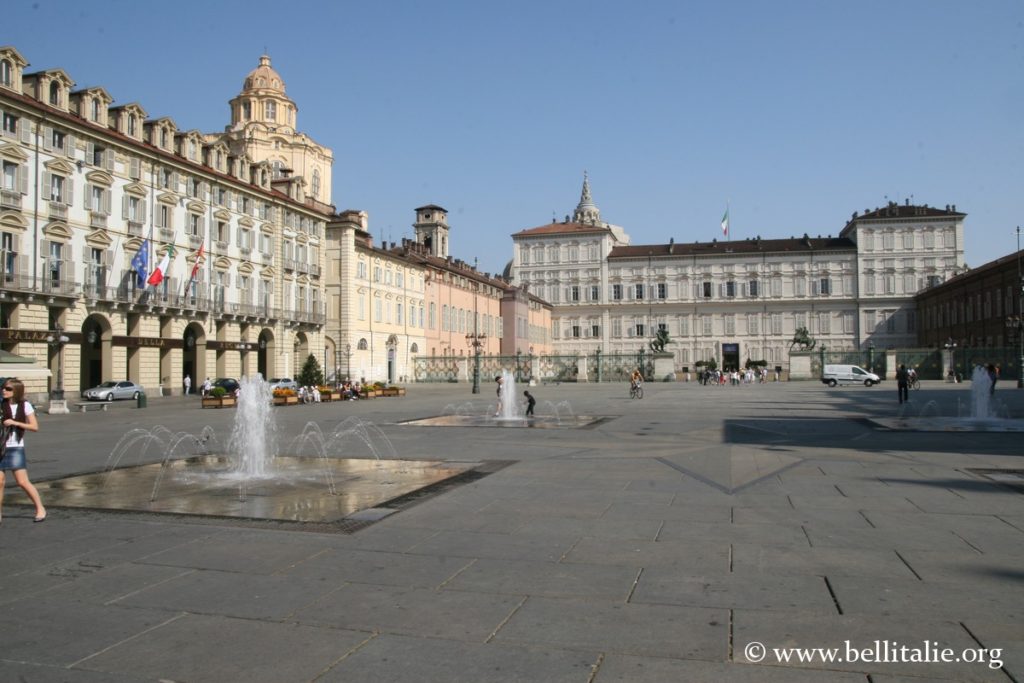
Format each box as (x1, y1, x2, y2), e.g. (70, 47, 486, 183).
(524, 390, 536, 417)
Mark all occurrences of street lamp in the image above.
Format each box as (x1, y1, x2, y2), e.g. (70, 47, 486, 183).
(45, 323, 70, 414)
(1016, 226, 1023, 388)
(344, 343, 352, 382)
(466, 331, 486, 394)
(866, 340, 875, 373)
(944, 338, 958, 383)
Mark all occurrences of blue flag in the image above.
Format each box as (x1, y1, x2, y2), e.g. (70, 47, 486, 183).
(130, 239, 149, 288)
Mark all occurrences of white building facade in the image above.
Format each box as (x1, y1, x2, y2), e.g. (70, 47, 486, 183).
(511, 178, 966, 372)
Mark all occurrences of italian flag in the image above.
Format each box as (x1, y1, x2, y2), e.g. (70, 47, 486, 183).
(721, 207, 730, 236)
(147, 245, 174, 286)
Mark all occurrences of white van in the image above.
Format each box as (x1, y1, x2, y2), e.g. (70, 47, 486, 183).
(821, 364, 881, 387)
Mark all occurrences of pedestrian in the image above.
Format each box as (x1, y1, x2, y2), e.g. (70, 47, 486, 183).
(524, 390, 536, 417)
(494, 375, 504, 416)
(202, 377, 212, 397)
(987, 363, 998, 395)
(896, 364, 909, 404)
(0, 378, 46, 523)
(183, 374, 191, 396)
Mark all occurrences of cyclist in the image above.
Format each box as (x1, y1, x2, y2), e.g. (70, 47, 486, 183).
(630, 369, 644, 398)
(907, 367, 919, 389)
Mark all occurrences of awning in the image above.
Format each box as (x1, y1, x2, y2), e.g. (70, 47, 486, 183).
(0, 350, 52, 380)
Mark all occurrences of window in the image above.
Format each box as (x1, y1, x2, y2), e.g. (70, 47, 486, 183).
(49, 81, 60, 106)
(90, 98, 101, 122)
(592, 324, 600, 337)
(724, 315, 735, 335)
(590, 285, 599, 301)
(635, 323, 645, 337)
(0, 60, 11, 87)
(188, 214, 203, 236)
(48, 241, 63, 284)
(657, 283, 667, 299)
(570, 285, 580, 302)
(702, 316, 713, 336)
(819, 278, 831, 295)
(571, 325, 581, 338)
(634, 283, 644, 299)
(748, 314, 759, 335)
(49, 174, 66, 202)
(749, 280, 759, 297)
(795, 278, 806, 296)
(679, 316, 690, 336)
(819, 313, 830, 334)
(265, 101, 276, 121)
(612, 284, 622, 300)
(215, 221, 228, 244)
(771, 313, 782, 335)
(357, 261, 367, 279)
(702, 281, 712, 298)
(50, 129, 65, 153)
(725, 281, 736, 297)
(883, 232, 895, 250)
(90, 144, 106, 167)
(312, 169, 320, 198)
(2, 112, 18, 136)
(128, 113, 137, 136)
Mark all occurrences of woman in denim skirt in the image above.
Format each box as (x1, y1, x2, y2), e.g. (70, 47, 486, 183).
(0, 378, 46, 523)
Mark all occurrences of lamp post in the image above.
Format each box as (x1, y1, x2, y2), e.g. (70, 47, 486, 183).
(46, 323, 70, 414)
(1017, 226, 1023, 388)
(466, 331, 486, 394)
(345, 343, 352, 381)
(944, 338, 958, 383)
(866, 340, 875, 373)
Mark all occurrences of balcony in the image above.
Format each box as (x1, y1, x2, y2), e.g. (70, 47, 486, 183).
(214, 240, 228, 251)
(127, 221, 144, 236)
(48, 201, 67, 221)
(188, 234, 203, 249)
(0, 190, 20, 209)
(89, 212, 108, 229)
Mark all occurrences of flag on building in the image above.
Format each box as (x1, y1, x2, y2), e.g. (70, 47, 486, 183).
(185, 242, 205, 292)
(130, 239, 149, 288)
(147, 244, 174, 286)
(721, 207, 730, 237)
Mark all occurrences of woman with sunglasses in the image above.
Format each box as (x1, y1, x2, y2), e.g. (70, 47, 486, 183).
(0, 378, 46, 523)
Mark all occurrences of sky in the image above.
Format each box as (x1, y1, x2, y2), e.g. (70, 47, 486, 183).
(6, 0, 1024, 277)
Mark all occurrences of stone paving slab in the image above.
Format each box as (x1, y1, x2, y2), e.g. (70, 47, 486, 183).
(277, 547, 474, 589)
(293, 583, 523, 640)
(592, 655, 868, 682)
(78, 613, 370, 683)
(318, 633, 600, 683)
(443, 557, 640, 600)
(631, 570, 837, 613)
(493, 596, 728, 660)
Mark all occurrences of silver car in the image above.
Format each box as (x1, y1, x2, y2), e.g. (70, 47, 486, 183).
(268, 377, 298, 391)
(82, 380, 144, 401)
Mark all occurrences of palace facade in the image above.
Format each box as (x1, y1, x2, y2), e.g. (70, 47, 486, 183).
(0, 46, 330, 401)
(511, 177, 966, 372)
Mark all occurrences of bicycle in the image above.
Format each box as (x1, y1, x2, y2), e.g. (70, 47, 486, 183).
(629, 382, 644, 399)
(908, 376, 921, 390)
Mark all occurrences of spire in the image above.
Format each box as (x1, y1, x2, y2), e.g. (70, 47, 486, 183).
(573, 171, 601, 225)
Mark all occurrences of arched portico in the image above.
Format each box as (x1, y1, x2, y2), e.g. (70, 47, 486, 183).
(182, 323, 207, 391)
(79, 314, 111, 391)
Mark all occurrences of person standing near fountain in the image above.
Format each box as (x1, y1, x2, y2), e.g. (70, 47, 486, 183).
(494, 375, 504, 417)
(896, 364, 909, 404)
(0, 378, 46, 523)
(183, 374, 191, 396)
(987, 364, 998, 395)
(524, 390, 536, 417)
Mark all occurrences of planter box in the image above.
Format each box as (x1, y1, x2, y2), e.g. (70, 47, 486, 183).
(326, 392, 342, 402)
(380, 387, 406, 397)
(273, 396, 299, 406)
(201, 397, 236, 409)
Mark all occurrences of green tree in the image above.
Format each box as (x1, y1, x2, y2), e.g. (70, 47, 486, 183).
(297, 353, 324, 387)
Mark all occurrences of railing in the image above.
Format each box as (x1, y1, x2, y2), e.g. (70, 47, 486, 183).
(0, 190, 20, 209)
(48, 201, 67, 220)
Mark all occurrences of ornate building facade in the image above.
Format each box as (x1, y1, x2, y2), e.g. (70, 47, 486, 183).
(511, 177, 966, 373)
(0, 46, 328, 402)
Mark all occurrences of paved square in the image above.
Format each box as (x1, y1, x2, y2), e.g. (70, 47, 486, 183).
(1, 380, 1021, 681)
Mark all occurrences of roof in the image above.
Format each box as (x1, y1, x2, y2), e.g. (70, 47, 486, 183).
(608, 236, 856, 259)
(841, 202, 965, 237)
(415, 204, 447, 212)
(512, 221, 613, 238)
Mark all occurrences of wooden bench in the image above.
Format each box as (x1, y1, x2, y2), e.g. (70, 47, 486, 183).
(74, 402, 109, 413)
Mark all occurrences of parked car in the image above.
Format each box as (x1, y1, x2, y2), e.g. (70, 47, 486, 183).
(82, 380, 145, 401)
(211, 378, 240, 394)
(268, 377, 298, 391)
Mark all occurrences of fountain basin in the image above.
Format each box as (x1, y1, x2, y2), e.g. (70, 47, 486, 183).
(399, 415, 612, 429)
(31, 455, 477, 524)
(868, 417, 1024, 432)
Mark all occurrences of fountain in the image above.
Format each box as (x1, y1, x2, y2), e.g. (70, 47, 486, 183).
(25, 375, 481, 525)
(872, 365, 1024, 432)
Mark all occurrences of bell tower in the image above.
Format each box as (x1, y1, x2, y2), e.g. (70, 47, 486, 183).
(413, 204, 449, 259)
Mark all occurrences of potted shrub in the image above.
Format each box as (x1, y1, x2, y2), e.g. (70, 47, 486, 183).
(318, 385, 340, 401)
(202, 386, 236, 408)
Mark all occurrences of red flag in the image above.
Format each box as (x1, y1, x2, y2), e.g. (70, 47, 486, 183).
(189, 243, 205, 282)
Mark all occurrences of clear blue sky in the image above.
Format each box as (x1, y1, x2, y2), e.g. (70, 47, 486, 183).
(7, 0, 1023, 277)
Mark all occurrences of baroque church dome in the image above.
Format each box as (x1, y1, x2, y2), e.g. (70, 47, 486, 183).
(242, 55, 286, 94)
